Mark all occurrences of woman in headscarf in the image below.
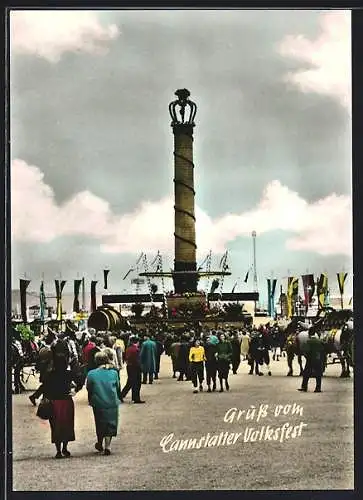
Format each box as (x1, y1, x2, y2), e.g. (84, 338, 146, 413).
(216, 333, 233, 392)
(86, 351, 122, 456)
(42, 350, 83, 458)
(103, 345, 120, 371)
(204, 334, 219, 392)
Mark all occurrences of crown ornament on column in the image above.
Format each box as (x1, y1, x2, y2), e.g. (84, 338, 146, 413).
(169, 89, 197, 126)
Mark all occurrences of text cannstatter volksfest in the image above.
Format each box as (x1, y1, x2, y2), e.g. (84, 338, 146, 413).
(159, 402, 307, 453)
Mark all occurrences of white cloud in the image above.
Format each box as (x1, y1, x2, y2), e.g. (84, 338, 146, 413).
(10, 10, 119, 62)
(277, 10, 351, 110)
(11, 159, 352, 257)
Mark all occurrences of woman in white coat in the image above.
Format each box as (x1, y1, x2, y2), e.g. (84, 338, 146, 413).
(240, 331, 250, 361)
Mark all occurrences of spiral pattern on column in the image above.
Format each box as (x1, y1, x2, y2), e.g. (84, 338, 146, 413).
(173, 137, 197, 251)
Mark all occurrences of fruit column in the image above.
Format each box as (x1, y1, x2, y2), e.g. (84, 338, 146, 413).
(169, 89, 198, 293)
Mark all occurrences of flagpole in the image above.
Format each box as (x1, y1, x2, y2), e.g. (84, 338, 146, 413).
(23, 272, 29, 323)
(40, 272, 45, 331)
(252, 231, 258, 313)
(59, 272, 62, 332)
(82, 277, 85, 312)
(270, 270, 274, 318)
(286, 269, 291, 318)
(342, 266, 345, 310)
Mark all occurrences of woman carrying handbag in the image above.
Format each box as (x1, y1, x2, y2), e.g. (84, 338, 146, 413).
(41, 349, 83, 459)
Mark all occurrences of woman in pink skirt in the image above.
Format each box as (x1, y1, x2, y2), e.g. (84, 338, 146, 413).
(42, 351, 83, 458)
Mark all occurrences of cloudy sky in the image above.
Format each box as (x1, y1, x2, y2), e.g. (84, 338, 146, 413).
(10, 9, 352, 306)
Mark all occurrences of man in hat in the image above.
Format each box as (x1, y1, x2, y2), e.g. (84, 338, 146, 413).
(298, 330, 325, 393)
(120, 336, 145, 403)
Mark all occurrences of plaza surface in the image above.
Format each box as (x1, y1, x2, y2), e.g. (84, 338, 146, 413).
(12, 354, 354, 491)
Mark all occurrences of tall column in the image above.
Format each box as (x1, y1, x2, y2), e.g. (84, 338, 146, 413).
(169, 89, 198, 293)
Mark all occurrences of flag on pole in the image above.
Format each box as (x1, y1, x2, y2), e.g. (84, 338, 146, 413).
(287, 277, 298, 318)
(55, 280, 67, 320)
(90, 281, 98, 313)
(270, 278, 277, 317)
(337, 272, 348, 295)
(267, 279, 272, 316)
(301, 274, 315, 310)
(73, 279, 82, 313)
(266, 279, 278, 317)
(337, 272, 348, 309)
(103, 269, 110, 290)
(39, 281, 46, 321)
(317, 273, 328, 310)
(20, 279, 31, 323)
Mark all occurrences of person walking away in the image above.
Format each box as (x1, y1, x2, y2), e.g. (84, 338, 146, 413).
(298, 331, 325, 393)
(82, 335, 96, 367)
(120, 336, 145, 404)
(189, 339, 206, 393)
(240, 331, 250, 362)
(113, 335, 125, 370)
(248, 330, 263, 376)
(42, 352, 83, 459)
(231, 332, 241, 374)
(140, 335, 157, 384)
(154, 336, 165, 380)
(164, 334, 173, 358)
(260, 331, 272, 376)
(168, 336, 180, 378)
(271, 326, 281, 361)
(87, 337, 104, 373)
(29, 337, 54, 406)
(177, 335, 190, 381)
(204, 334, 219, 392)
(103, 347, 121, 372)
(216, 333, 233, 392)
(86, 351, 122, 455)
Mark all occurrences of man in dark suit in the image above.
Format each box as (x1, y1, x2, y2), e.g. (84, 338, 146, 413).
(230, 332, 241, 374)
(120, 336, 145, 404)
(298, 331, 325, 393)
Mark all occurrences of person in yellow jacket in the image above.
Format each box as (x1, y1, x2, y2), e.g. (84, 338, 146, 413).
(189, 339, 206, 393)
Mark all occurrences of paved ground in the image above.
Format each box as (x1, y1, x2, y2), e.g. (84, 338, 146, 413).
(12, 354, 353, 491)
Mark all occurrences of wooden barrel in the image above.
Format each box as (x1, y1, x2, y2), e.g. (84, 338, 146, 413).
(88, 306, 125, 332)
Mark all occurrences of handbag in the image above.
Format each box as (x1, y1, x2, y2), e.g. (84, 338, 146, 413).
(36, 397, 53, 420)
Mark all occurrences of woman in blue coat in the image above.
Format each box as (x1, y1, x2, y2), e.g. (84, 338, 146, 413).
(140, 335, 157, 384)
(86, 351, 122, 456)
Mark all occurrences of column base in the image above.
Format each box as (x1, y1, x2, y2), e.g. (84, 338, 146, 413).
(173, 261, 198, 294)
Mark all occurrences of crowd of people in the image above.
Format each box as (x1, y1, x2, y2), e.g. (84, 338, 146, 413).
(16, 320, 326, 458)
